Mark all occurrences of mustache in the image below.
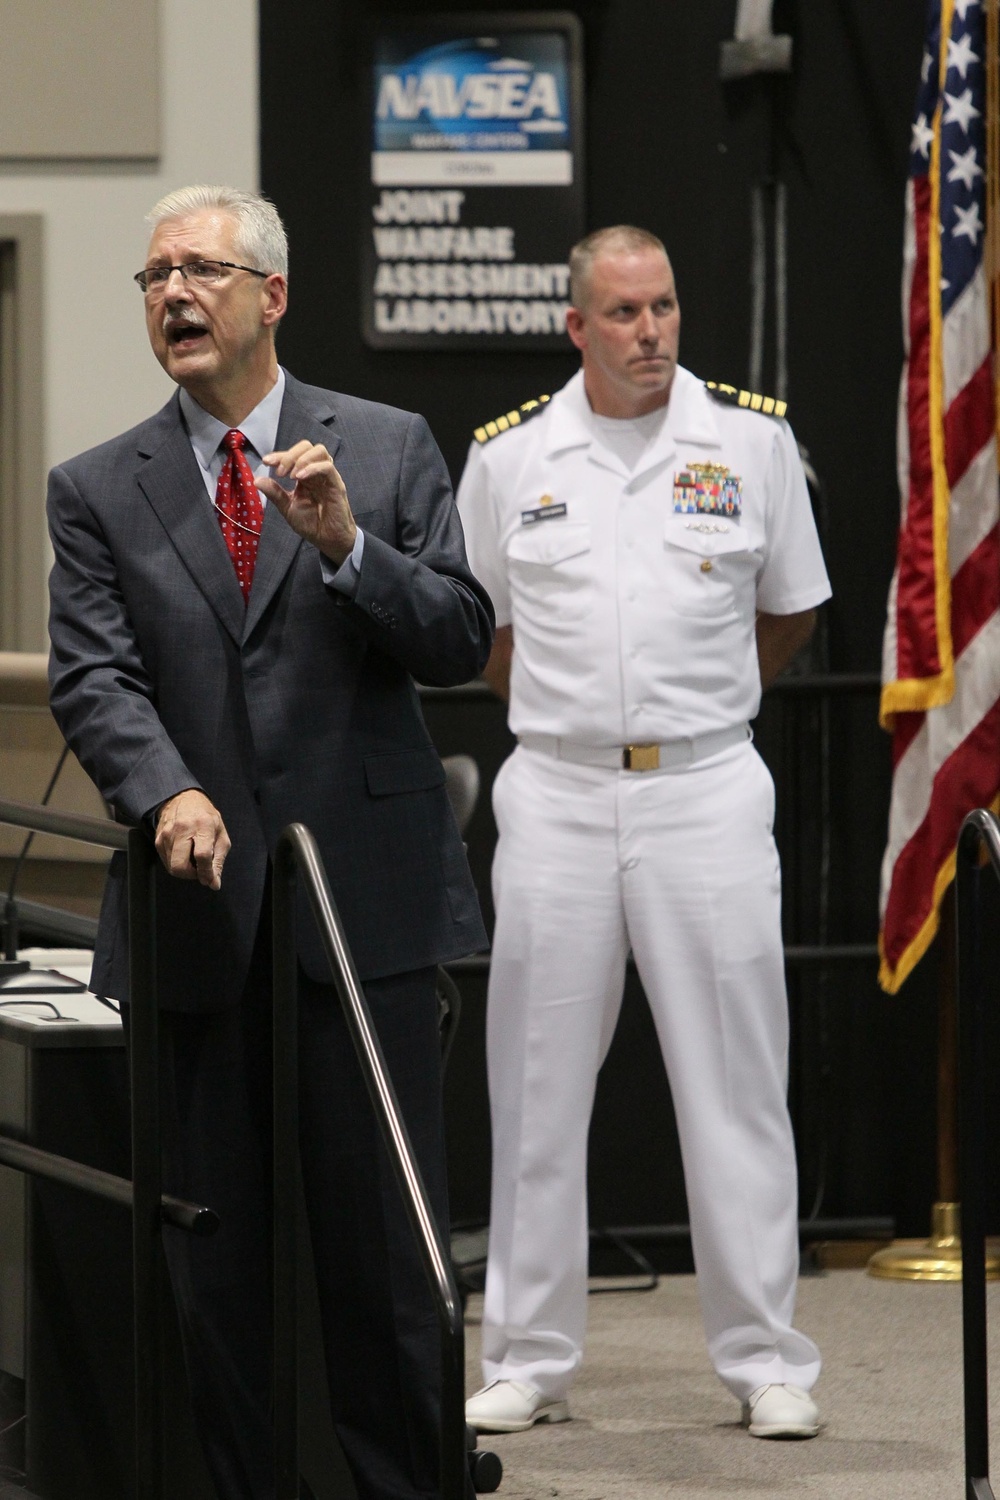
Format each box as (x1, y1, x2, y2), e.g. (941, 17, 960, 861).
(162, 311, 208, 335)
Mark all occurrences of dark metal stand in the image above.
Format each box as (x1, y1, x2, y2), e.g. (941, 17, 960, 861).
(272, 834, 300, 1500)
(956, 807, 1000, 1500)
(127, 824, 164, 1500)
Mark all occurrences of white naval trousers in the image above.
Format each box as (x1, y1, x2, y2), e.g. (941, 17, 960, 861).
(481, 738, 821, 1402)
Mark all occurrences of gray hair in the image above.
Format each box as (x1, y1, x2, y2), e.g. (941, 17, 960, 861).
(146, 185, 289, 278)
(569, 225, 668, 309)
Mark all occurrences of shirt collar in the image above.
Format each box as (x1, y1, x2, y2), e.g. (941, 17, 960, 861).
(179, 367, 287, 469)
(543, 370, 597, 455)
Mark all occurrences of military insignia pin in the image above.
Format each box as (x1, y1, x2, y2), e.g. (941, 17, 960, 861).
(673, 462, 742, 519)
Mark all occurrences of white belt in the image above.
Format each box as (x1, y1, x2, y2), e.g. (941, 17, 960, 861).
(518, 723, 751, 772)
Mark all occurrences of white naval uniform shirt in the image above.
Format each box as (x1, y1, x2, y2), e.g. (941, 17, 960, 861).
(456, 366, 832, 746)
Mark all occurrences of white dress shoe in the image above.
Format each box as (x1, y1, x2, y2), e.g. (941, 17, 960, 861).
(741, 1383, 820, 1438)
(465, 1379, 570, 1433)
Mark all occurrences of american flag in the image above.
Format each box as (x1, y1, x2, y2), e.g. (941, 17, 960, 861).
(879, 0, 1000, 993)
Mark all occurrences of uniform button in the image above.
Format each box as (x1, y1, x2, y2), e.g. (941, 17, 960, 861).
(700, 559, 713, 573)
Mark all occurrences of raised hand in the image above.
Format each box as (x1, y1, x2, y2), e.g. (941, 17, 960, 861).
(257, 441, 358, 566)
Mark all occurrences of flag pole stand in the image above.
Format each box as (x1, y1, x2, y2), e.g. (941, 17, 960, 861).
(868, 900, 1000, 1281)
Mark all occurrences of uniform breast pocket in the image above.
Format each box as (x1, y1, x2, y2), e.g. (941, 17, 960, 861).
(662, 516, 759, 619)
(506, 522, 593, 621)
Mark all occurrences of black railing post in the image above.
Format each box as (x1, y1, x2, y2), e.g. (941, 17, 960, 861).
(956, 808, 1000, 1500)
(127, 826, 162, 1500)
(439, 1314, 468, 1500)
(272, 844, 300, 1500)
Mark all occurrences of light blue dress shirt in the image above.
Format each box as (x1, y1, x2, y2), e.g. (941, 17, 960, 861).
(178, 367, 364, 594)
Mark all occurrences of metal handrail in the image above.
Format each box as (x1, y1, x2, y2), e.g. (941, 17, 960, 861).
(956, 807, 1000, 1500)
(272, 823, 467, 1500)
(0, 795, 218, 1500)
(0, 794, 130, 848)
(0, 1135, 217, 1234)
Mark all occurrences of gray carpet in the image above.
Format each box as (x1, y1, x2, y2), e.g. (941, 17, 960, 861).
(464, 1271, 1000, 1498)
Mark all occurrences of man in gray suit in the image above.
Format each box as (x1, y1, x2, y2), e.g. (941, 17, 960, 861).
(46, 185, 493, 1500)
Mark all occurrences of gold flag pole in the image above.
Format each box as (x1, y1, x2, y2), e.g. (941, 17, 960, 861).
(869, 0, 1000, 1282)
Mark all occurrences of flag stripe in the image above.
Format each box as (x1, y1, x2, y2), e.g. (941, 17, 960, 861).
(893, 174, 939, 687)
(942, 269, 990, 404)
(892, 709, 924, 768)
(951, 524, 1000, 656)
(944, 358, 994, 486)
(948, 439, 999, 572)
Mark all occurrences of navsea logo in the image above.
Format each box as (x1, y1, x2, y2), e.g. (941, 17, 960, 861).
(374, 34, 569, 152)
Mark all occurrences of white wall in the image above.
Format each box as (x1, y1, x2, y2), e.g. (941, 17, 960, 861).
(0, 0, 258, 645)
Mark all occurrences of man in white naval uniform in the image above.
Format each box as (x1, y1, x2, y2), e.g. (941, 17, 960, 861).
(457, 226, 831, 1440)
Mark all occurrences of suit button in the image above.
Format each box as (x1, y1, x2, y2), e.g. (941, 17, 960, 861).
(253, 790, 261, 805)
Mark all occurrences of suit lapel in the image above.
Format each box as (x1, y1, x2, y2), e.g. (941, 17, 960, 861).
(242, 378, 341, 640)
(136, 399, 246, 645)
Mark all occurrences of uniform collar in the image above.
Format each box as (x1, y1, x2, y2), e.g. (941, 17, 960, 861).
(543, 365, 722, 480)
(542, 370, 599, 455)
(663, 365, 723, 447)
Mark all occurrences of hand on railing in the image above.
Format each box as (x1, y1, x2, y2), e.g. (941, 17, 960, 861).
(154, 789, 231, 890)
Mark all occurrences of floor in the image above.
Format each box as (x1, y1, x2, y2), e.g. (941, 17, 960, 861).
(463, 1270, 1000, 1499)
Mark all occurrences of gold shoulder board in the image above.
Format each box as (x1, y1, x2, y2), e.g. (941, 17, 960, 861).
(705, 381, 787, 420)
(473, 393, 551, 445)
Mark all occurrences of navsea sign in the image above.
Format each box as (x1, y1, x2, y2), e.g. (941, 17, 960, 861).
(363, 14, 584, 351)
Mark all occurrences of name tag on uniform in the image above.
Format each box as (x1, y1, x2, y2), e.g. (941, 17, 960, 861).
(521, 496, 568, 525)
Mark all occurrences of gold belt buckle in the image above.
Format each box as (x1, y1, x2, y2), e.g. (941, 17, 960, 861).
(623, 743, 660, 772)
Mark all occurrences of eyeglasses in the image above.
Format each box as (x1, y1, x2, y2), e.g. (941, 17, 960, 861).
(134, 260, 269, 294)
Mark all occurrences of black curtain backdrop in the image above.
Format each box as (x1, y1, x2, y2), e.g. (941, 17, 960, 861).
(260, 1, 1000, 1244)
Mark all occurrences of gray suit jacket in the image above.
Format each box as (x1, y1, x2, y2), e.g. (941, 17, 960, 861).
(47, 373, 493, 1010)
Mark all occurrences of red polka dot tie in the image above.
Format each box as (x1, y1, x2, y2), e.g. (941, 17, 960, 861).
(215, 429, 263, 603)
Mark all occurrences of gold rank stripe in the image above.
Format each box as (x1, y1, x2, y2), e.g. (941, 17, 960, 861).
(474, 393, 552, 444)
(704, 381, 787, 420)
